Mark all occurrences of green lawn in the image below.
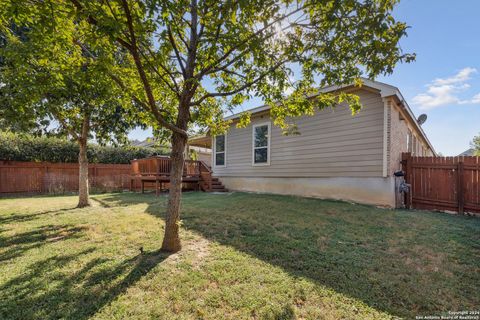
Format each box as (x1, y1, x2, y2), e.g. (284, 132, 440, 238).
(0, 192, 478, 319)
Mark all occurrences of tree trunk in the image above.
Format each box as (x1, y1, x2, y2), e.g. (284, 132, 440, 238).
(77, 116, 90, 208)
(160, 4, 197, 250)
(161, 131, 187, 252)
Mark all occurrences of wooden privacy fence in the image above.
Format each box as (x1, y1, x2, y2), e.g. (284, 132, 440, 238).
(0, 161, 131, 194)
(402, 153, 480, 214)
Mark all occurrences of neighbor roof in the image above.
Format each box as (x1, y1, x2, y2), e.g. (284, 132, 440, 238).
(224, 78, 436, 154)
(458, 148, 475, 156)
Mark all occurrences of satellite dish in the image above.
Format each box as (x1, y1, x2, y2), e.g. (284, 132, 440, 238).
(417, 114, 427, 125)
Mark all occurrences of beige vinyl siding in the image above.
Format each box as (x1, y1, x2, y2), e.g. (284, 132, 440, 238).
(214, 89, 385, 178)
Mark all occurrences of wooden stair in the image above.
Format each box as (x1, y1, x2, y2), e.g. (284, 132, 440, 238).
(198, 161, 228, 192)
(209, 177, 228, 192)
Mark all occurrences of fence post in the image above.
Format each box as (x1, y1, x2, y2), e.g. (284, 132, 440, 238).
(401, 152, 412, 209)
(457, 161, 464, 214)
(94, 165, 98, 189)
(41, 164, 47, 193)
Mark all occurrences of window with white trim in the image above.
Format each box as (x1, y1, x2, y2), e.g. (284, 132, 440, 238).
(214, 134, 226, 166)
(407, 130, 412, 153)
(252, 123, 270, 165)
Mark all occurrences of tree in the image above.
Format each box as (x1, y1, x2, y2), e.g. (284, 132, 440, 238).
(1, 0, 414, 251)
(472, 133, 480, 156)
(0, 15, 140, 207)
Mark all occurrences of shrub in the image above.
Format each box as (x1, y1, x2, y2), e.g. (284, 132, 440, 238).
(0, 132, 169, 164)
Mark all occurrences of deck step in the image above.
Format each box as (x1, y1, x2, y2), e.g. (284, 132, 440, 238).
(211, 178, 228, 192)
(199, 176, 228, 192)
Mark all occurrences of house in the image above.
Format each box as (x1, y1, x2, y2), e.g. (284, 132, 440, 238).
(188, 79, 435, 207)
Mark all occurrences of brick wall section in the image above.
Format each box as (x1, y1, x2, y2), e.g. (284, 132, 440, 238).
(386, 98, 434, 177)
(387, 99, 409, 176)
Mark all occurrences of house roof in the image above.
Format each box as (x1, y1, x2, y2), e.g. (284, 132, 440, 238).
(130, 139, 156, 148)
(458, 148, 475, 156)
(188, 135, 211, 148)
(131, 136, 214, 149)
(224, 78, 436, 154)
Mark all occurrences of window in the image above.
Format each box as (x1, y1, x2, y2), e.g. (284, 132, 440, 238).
(407, 130, 412, 153)
(413, 135, 418, 156)
(214, 134, 226, 167)
(252, 123, 270, 165)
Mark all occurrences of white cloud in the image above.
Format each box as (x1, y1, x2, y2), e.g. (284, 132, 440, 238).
(412, 67, 480, 110)
(432, 67, 476, 85)
(469, 93, 480, 104)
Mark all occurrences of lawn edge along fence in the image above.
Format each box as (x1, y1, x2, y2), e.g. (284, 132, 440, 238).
(401, 153, 480, 214)
(0, 160, 133, 194)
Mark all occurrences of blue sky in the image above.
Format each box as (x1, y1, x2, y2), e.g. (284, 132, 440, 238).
(129, 0, 480, 156)
(377, 0, 480, 155)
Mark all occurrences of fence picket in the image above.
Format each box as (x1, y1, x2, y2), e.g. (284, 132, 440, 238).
(0, 161, 131, 194)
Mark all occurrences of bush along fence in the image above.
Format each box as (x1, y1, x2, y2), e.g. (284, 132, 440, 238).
(0, 131, 169, 164)
(401, 153, 480, 214)
(0, 161, 136, 194)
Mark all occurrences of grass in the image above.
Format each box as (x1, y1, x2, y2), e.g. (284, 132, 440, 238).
(0, 192, 478, 319)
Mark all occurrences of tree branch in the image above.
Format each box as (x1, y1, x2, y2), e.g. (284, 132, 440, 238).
(185, 0, 199, 79)
(69, 0, 187, 138)
(119, 0, 187, 138)
(68, 0, 133, 51)
(170, 13, 190, 50)
(104, 0, 134, 45)
(190, 60, 287, 106)
(143, 43, 182, 92)
(138, 45, 181, 98)
(54, 112, 79, 140)
(196, 5, 307, 79)
(167, 25, 187, 79)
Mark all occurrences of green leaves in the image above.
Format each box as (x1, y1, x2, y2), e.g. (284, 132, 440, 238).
(471, 133, 480, 155)
(236, 112, 251, 129)
(0, 131, 169, 163)
(0, 0, 145, 145)
(1, 0, 413, 140)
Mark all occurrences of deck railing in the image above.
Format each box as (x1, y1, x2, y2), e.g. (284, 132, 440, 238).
(199, 161, 213, 191)
(131, 156, 202, 177)
(130, 156, 212, 191)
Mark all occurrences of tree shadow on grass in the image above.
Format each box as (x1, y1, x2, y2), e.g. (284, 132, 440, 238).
(97, 192, 480, 318)
(0, 194, 170, 320)
(0, 247, 169, 320)
(0, 224, 88, 262)
(0, 207, 78, 225)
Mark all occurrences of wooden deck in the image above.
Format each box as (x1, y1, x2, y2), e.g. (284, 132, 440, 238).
(130, 156, 227, 194)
